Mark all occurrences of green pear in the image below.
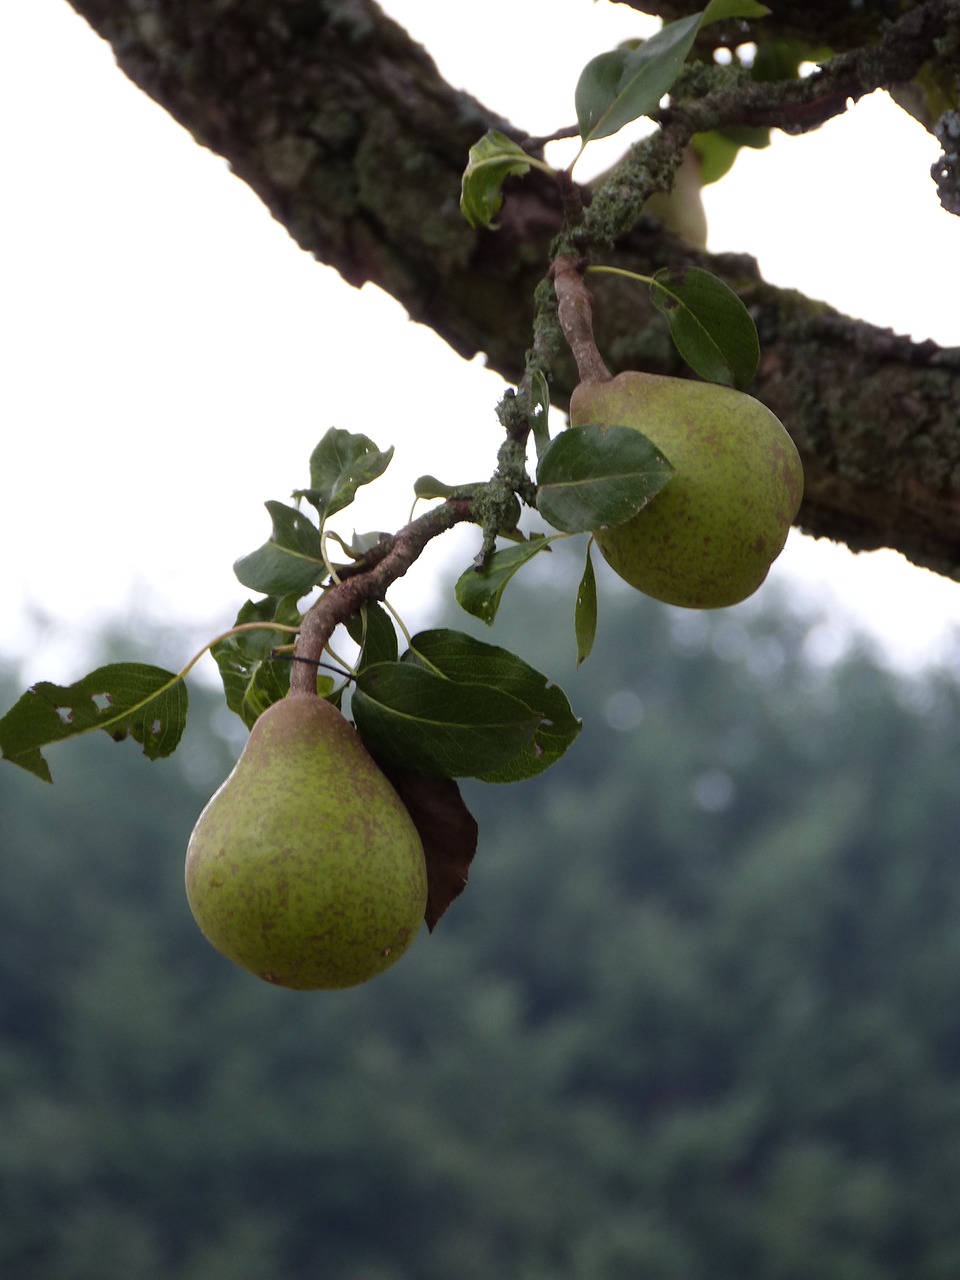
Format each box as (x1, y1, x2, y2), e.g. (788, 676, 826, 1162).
(185, 693, 427, 990)
(570, 371, 804, 609)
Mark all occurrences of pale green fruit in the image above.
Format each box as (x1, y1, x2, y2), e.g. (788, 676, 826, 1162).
(570, 371, 804, 609)
(185, 694, 427, 990)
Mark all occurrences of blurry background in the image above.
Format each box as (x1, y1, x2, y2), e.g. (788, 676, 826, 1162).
(3, 2, 960, 1277)
(3, 564, 960, 1279)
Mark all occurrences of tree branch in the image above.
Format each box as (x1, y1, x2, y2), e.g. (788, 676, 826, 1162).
(291, 497, 474, 693)
(63, 0, 960, 580)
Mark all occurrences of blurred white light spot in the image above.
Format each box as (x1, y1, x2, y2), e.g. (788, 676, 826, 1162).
(711, 619, 750, 661)
(604, 689, 645, 732)
(802, 622, 850, 667)
(747, 635, 786, 680)
(669, 610, 711, 650)
(693, 769, 735, 813)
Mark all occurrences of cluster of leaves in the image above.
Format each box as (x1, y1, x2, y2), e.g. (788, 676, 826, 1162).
(0, 262, 760, 785)
(460, 0, 772, 230)
(0, 432, 583, 790)
(0, 0, 772, 937)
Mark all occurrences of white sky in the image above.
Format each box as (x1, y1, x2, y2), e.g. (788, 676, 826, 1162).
(2, 0, 960, 685)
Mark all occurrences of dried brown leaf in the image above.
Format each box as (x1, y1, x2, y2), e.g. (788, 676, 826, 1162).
(379, 765, 479, 931)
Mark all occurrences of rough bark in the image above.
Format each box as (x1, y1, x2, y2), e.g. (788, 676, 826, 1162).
(63, 0, 960, 579)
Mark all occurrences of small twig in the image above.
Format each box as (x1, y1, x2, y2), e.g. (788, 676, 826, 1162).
(550, 257, 611, 385)
(290, 498, 474, 694)
(329, 533, 396, 582)
(518, 124, 582, 151)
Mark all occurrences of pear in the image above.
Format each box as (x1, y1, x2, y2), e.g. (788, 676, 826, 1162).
(570, 371, 804, 609)
(185, 693, 427, 990)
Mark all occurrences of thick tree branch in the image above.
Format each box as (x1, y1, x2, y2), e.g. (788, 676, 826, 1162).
(63, 0, 960, 579)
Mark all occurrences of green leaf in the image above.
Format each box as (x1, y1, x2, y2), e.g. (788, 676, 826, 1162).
(454, 536, 553, 626)
(403, 630, 582, 783)
(650, 266, 760, 388)
(701, 0, 770, 22)
(529, 369, 551, 460)
(692, 126, 770, 185)
(297, 428, 394, 519)
(0, 664, 188, 781)
(233, 501, 326, 597)
(351, 662, 539, 779)
(575, 542, 598, 668)
(346, 602, 399, 672)
(536, 424, 674, 534)
(240, 660, 292, 727)
(211, 595, 301, 726)
(460, 130, 533, 229)
(576, 13, 701, 142)
(413, 475, 475, 501)
(574, 3, 770, 146)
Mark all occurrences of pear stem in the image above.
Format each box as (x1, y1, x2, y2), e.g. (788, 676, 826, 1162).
(290, 497, 475, 696)
(551, 256, 611, 385)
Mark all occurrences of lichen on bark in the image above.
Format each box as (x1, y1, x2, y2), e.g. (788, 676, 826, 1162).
(63, 0, 960, 579)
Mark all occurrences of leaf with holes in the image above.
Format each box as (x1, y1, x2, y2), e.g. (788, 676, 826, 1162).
(650, 266, 760, 388)
(537, 424, 674, 533)
(0, 664, 188, 782)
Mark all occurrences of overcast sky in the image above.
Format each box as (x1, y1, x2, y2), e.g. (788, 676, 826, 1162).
(2, 0, 960, 685)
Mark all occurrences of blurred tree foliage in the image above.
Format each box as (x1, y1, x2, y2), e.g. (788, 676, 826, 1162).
(3, 564, 960, 1280)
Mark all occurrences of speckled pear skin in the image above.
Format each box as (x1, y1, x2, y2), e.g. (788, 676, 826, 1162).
(570, 371, 804, 609)
(185, 693, 427, 990)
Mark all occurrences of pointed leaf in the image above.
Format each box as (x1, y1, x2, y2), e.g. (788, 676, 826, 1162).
(536, 424, 674, 533)
(529, 369, 551, 460)
(575, 48, 630, 143)
(0, 664, 188, 781)
(352, 662, 539, 779)
(239, 660, 292, 726)
(575, 541, 598, 667)
(211, 595, 302, 726)
(702, 0, 770, 21)
(346, 601, 399, 671)
(460, 130, 532, 229)
(233, 501, 325, 596)
(377, 764, 478, 931)
(297, 428, 394, 519)
(404, 630, 581, 783)
(576, 13, 701, 142)
(413, 475, 465, 500)
(692, 126, 770, 185)
(454, 536, 553, 626)
(650, 265, 760, 387)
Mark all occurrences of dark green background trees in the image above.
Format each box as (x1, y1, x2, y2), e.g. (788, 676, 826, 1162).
(3, 562, 960, 1279)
